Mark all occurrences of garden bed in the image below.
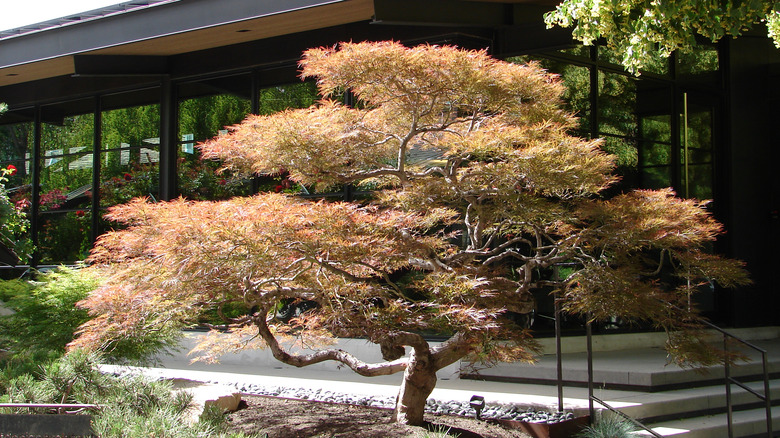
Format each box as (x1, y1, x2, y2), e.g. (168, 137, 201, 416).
(225, 395, 534, 438)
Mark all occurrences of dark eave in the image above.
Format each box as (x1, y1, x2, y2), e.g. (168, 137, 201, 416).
(0, 0, 374, 86)
(0, 0, 569, 110)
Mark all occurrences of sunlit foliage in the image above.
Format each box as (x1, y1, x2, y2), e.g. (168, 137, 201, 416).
(546, 0, 780, 74)
(71, 42, 749, 425)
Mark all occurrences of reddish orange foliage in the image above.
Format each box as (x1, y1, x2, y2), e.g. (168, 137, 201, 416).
(71, 42, 749, 425)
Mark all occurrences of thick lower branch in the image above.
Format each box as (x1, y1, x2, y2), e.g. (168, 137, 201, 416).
(431, 332, 475, 370)
(253, 308, 407, 377)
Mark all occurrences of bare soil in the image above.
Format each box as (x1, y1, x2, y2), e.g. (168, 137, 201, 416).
(226, 395, 533, 438)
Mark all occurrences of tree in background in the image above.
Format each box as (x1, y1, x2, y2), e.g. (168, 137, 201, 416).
(70, 42, 749, 426)
(546, 0, 780, 74)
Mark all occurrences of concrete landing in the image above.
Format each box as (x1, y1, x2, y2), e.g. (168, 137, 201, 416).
(463, 333, 780, 392)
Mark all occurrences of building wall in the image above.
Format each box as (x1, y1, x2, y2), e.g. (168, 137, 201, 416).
(723, 35, 780, 326)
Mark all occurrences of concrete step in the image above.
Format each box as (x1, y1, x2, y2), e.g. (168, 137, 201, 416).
(462, 338, 780, 392)
(635, 405, 780, 437)
(611, 379, 780, 423)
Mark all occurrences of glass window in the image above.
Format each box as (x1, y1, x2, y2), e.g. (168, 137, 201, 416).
(598, 71, 638, 167)
(641, 114, 672, 146)
(641, 165, 673, 190)
(600, 135, 638, 168)
(257, 81, 318, 115)
(0, 116, 34, 263)
(38, 100, 95, 263)
(507, 56, 591, 134)
(557, 46, 590, 59)
(0, 117, 34, 198)
(681, 103, 714, 199)
(177, 74, 253, 201)
(100, 99, 160, 207)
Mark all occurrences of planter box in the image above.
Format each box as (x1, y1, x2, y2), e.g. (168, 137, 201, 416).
(0, 413, 93, 436)
(0, 241, 18, 266)
(491, 415, 589, 438)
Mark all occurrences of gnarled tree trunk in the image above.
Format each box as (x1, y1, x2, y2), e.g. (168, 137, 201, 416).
(393, 346, 437, 425)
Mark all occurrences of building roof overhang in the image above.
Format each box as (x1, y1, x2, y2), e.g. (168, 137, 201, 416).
(0, 0, 565, 111)
(0, 0, 376, 87)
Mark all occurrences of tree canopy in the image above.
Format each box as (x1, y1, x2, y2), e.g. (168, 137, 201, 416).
(70, 41, 749, 425)
(546, 0, 780, 73)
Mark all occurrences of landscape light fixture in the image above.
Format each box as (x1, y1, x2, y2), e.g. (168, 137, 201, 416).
(470, 395, 485, 420)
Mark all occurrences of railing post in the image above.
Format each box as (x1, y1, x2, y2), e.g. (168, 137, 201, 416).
(724, 333, 733, 438)
(554, 289, 564, 413)
(587, 316, 594, 421)
(762, 351, 772, 437)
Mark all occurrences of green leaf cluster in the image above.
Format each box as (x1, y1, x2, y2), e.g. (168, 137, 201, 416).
(546, 0, 780, 74)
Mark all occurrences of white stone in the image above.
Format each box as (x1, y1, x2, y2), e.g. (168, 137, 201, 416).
(172, 379, 242, 423)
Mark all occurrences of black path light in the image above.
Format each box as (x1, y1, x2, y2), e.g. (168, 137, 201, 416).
(469, 395, 485, 420)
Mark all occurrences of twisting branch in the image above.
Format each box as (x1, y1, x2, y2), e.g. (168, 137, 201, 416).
(252, 306, 408, 376)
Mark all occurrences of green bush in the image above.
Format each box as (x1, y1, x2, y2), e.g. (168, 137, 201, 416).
(3, 268, 96, 350)
(0, 277, 33, 302)
(0, 267, 182, 377)
(1, 351, 260, 438)
(0, 268, 95, 377)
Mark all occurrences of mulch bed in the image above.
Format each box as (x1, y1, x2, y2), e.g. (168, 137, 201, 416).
(225, 395, 533, 438)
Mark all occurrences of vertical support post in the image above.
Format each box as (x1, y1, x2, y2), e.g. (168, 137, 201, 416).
(554, 288, 564, 412)
(725, 334, 733, 438)
(670, 74, 681, 195)
(90, 96, 102, 244)
(250, 71, 261, 194)
(589, 46, 598, 141)
(30, 106, 42, 268)
(159, 77, 178, 201)
(762, 351, 772, 437)
(342, 89, 356, 201)
(251, 70, 260, 116)
(250, 70, 264, 194)
(587, 316, 594, 421)
(683, 92, 689, 198)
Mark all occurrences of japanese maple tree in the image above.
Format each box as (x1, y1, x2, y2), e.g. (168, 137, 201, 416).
(70, 41, 749, 425)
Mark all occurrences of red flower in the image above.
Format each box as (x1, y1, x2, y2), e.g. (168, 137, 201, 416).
(6, 164, 17, 176)
(15, 199, 31, 210)
(274, 185, 284, 193)
(123, 173, 132, 181)
(75, 210, 85, 217)
(218, 179, 227, 186)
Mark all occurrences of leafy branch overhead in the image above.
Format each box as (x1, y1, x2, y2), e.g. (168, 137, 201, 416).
(545, 0, 780, 74)
(71, 41, 749, 425)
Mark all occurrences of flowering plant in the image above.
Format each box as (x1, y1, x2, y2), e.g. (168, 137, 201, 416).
(100, 164, 158, 206)
(0, 166, 33, 264)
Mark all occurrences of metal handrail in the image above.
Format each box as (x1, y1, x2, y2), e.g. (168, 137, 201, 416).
(583, 317, 773, 438)
(590, 395, 664, 438)
(585, 320, 664, 438)
(697, 319, 773, 438)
